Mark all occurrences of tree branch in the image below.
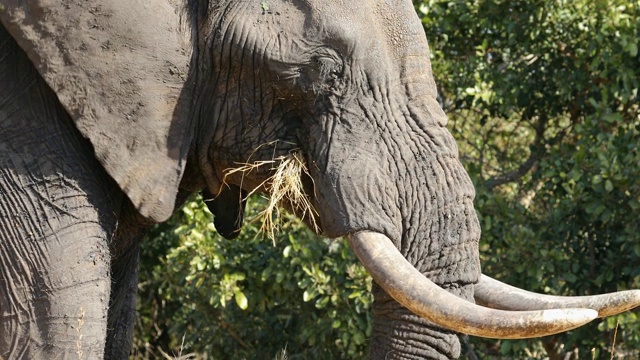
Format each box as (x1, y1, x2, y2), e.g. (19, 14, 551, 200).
(483, 150, 542, 190)
(483, 114, 549, 191)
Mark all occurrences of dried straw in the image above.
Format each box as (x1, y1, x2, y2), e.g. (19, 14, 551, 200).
(222, 151, 319, 242)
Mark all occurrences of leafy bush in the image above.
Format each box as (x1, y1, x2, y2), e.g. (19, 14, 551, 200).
(133, 196, 372, 359)
(419, 0, 640, 358)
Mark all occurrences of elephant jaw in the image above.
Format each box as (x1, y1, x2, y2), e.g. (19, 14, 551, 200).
(348, 231, 640, 339)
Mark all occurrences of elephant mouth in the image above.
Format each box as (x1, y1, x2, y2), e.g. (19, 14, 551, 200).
(349, 231, 640, 338)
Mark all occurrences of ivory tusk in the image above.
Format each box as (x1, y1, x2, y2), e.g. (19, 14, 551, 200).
(475, 274, 640, 318)
(348, 231, 598, 339)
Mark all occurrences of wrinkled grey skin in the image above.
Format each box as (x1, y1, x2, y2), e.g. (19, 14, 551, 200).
(0, 0, 479, 359)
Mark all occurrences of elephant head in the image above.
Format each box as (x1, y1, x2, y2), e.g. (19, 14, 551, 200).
(180, 1, 640, 357)
(1, 0, 639, 359)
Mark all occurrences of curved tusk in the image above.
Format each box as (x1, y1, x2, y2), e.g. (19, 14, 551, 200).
(348, 231, 597, 339)
(475, 274, 640, 318)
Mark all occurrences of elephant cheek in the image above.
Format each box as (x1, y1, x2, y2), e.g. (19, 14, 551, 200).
(311, 156, 402, 242)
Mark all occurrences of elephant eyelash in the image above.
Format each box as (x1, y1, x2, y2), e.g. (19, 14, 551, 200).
(270, 56, 343, 98)
(292, 57, 343, 96)
(277, 67, 303, 82)
(315, 57, 343, 80)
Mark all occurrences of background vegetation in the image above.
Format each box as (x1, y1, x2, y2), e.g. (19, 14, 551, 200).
(133, 0, 640, 358)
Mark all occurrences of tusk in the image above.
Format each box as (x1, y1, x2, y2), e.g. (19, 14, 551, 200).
(348, 231, 597, 339)
(475, 274, 640, 318)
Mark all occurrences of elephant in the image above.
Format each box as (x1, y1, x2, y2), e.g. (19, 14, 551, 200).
(1, 0, 639, 359)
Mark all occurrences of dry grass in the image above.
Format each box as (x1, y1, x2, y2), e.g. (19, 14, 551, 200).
(222, 151, 319, 243)
(159, 334, 197, 360)
(609, 320, 619, 360)
(274, 347, 289, 360)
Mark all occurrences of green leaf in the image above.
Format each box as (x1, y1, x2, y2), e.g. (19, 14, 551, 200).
(303, 289, 315, 302)
(633, 244, 640, 257)
(605, 179, 614, 192)
(234, 290, 248, 310)
(592, 174, 603, 185)
(352, 330, 365, 345)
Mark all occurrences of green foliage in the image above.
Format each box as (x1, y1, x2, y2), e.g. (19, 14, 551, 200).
(418, 0, 640, 358)
(133, 196, 372, 359)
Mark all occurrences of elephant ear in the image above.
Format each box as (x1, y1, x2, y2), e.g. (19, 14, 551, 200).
(0, 0, 192, 222)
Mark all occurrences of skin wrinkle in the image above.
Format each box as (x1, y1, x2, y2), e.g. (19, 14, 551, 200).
(221, 22, 237, 134)
(362, 90, 434, 240)
(348, 80, 472, 286)
(349, 81, 477, 358)
(193, 5, 229, 192)
(251, 34, 262, 126)
(399, 100, 477, 274)
(0, 172, 39, 242)
(3, 166, 52, 276)
(0, 192, 34, 335)
(1, 141, 112, 357)
(420, 160, 477, 282)
(372, 289, 460, 359)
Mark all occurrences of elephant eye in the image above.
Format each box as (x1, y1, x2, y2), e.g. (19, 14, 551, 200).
(299, 55, 343, 94)
(315, 56, 343, 81)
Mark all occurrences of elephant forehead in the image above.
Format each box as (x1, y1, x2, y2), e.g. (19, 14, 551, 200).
(220, 0, 432, 90)
(230, 1, 426, 50)
(301, 0, 428, 54)
(214, 1, 309, 64)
